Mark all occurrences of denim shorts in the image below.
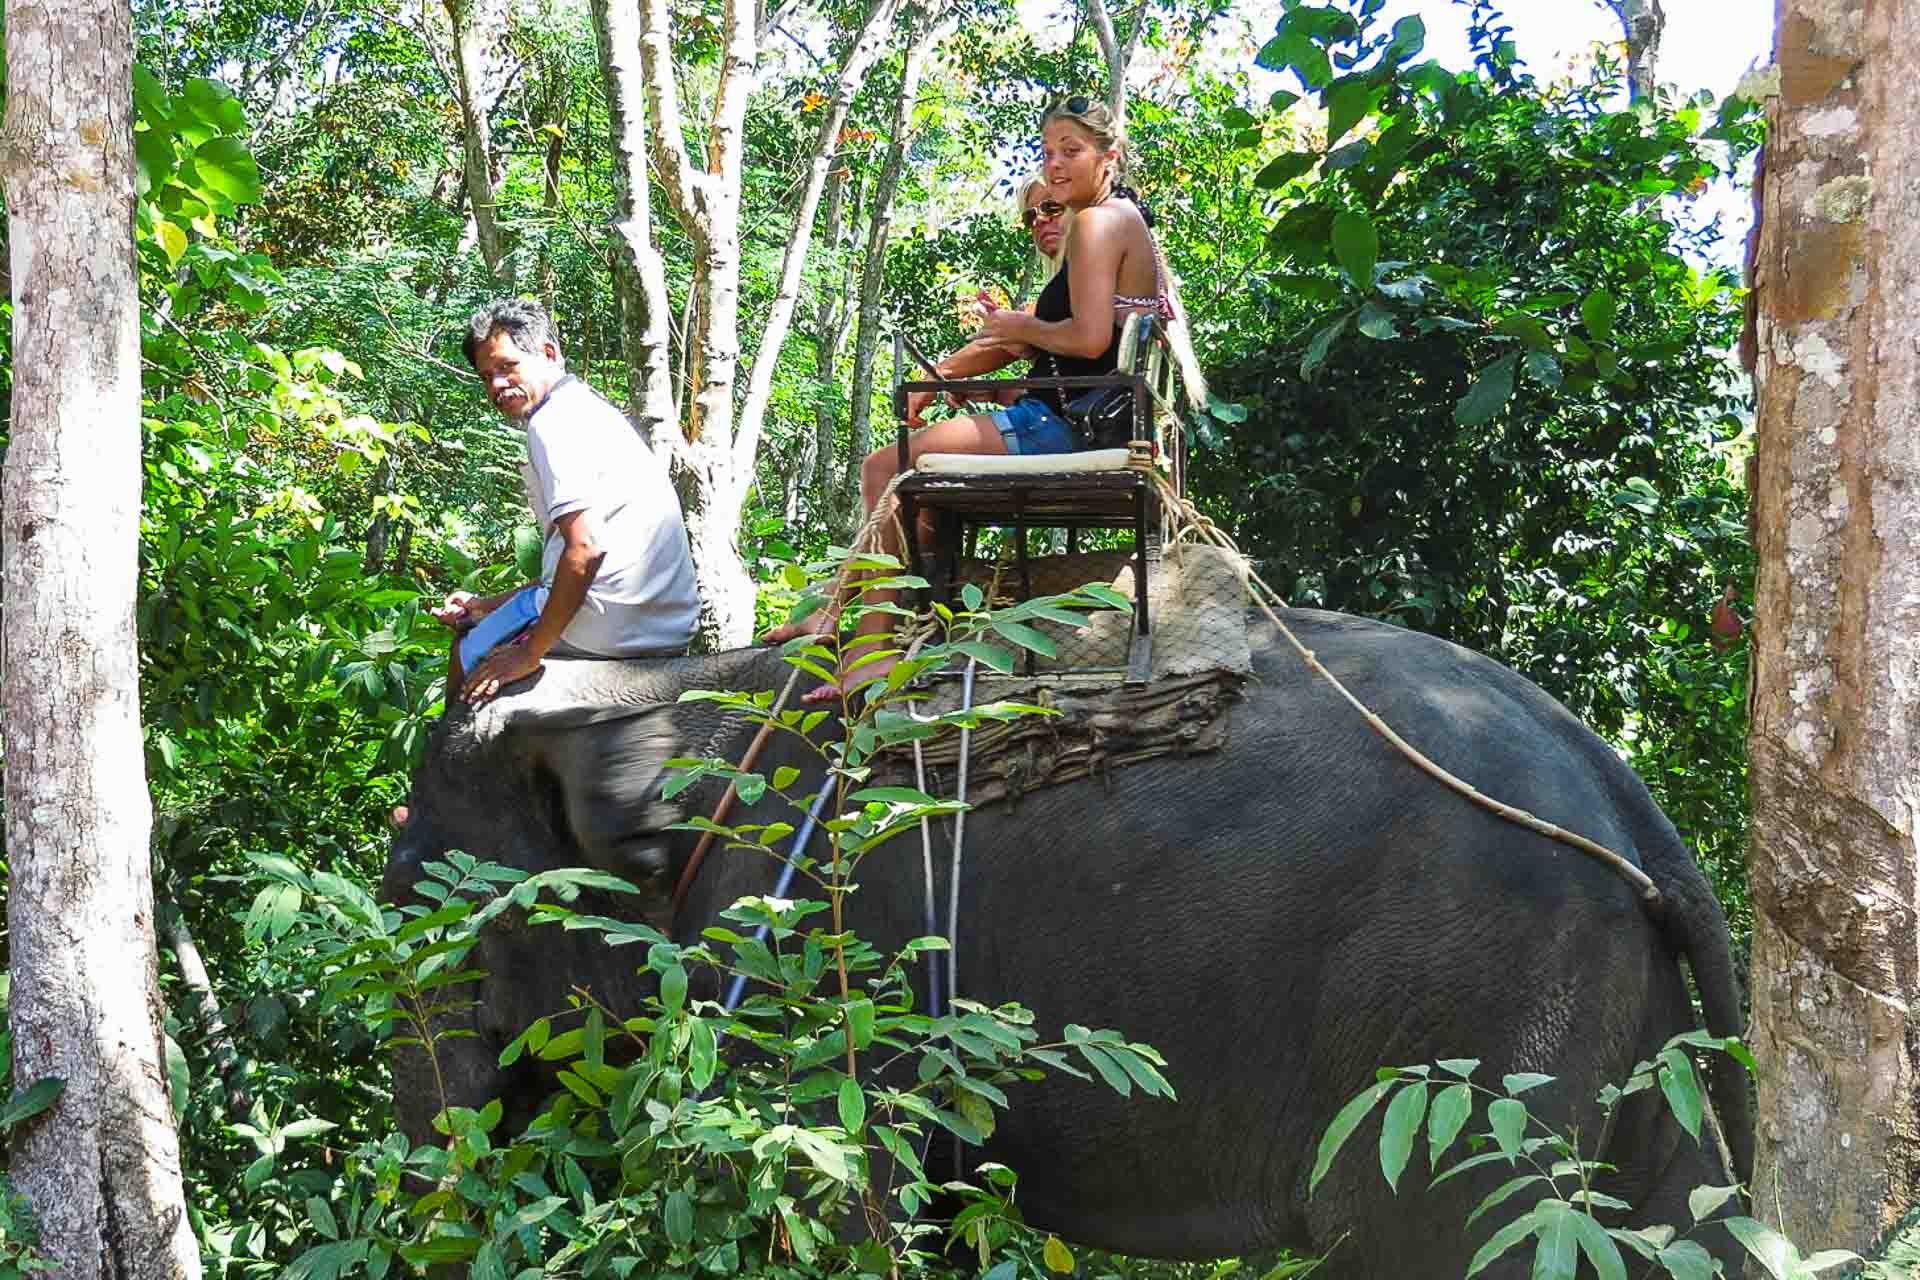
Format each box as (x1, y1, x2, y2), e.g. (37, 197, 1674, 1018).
(459, 585, 549, 670)
(990, 396, 1077, 456)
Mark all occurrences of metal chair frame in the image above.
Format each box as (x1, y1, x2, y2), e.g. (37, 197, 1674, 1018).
(890, 315, 1184, 681)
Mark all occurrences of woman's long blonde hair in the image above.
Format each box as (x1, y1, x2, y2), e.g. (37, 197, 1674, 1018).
(1039, 96, 1210, 411)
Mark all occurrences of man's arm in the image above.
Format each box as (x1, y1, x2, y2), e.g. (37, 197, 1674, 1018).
(461, 510, 604, 706)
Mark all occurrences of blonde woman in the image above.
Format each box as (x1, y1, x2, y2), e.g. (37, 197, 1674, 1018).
(776, 97, 1208, 699)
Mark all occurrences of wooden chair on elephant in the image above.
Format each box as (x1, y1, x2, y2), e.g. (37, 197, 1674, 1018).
(892, 314, 1186, 683)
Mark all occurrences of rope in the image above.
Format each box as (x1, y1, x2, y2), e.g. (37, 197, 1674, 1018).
(1125, 454, 1663, 911)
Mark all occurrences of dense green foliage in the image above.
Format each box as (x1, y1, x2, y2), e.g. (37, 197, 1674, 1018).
(0, 0, 1764, 1271)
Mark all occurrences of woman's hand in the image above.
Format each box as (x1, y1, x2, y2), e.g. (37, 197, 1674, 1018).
(975, 307, 1031, 348)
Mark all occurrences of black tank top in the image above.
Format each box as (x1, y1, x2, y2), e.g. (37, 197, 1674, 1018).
(1031, 257, 1120, 415)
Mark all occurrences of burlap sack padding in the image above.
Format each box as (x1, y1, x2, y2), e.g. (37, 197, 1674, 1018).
(876, 668, 1244, 811)
(946, 544, 1249, 677)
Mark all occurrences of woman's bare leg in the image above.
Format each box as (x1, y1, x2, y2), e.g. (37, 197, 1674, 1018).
(801, 414, 1010, 703)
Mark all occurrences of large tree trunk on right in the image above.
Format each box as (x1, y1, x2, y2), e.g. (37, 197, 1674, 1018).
(0, 0, 200, 1272)
(1746, 0, 1920, 1257)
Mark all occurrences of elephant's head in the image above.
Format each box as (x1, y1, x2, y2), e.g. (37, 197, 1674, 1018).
(380, 649, 793, 1146)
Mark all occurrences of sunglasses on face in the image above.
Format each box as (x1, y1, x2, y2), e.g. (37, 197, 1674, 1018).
(1021, 199, 1067, 228)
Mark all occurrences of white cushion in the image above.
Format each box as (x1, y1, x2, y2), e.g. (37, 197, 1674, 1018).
(915, 448, 1133, 475)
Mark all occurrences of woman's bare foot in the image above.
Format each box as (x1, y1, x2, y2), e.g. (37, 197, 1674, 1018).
(800, 645, 901, 705)
(760, 609, 837, 645)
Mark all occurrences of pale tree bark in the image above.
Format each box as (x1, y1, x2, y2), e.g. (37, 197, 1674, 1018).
(0, 0, 201, 1273)
(637, 0, 759, 646)
(637, 0, 918, 646)
(1085, 0, 1147, 134)
(841, 22, 938, 532)
(591, 0, 677, 450)
(1602, 0, 1666, 101)
(445, 0, 512, 282)
(1745, 0, 1920, 1258)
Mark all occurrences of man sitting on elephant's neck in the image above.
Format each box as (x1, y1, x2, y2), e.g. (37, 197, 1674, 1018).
(432, 299, 699, 708)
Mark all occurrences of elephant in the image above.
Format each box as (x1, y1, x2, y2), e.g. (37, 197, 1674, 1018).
(384, 609, 1751, 1278)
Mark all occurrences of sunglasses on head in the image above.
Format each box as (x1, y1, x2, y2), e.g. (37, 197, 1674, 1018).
(1021, 199, 1067, 228)
(1053, 95, 1095, 116)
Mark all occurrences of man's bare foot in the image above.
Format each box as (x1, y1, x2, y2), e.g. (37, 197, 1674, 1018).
(761, 610, 837, 645)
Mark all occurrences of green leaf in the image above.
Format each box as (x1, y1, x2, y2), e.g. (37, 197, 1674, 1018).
(849, 786, 936, 805)
(190, 136, 261, 204)
(1310, 1080, 1393, 1193)
(306, 1195, 339, 1241)
(1581, 289, 1618, 342)
(1657, 1047, 1702, 1140)
(0, 1077, 65, 1130)
(1722, 1217, 1795, 1280)
(1324, 77, 1375, 148)
(664, 1189, 694, 1247)
(1466, 1174, 1543, 1229)
(1383, 13, 1426, 63)
(1494, 313, 1552, 351)
(1501, 1072, 1554, 1096)
(181, 77, 248, 134)
(1653, 1239, 1718, 1280)
(1455, 352, 1521, 427)
(660, 964, 688, 1016)
(1301, 314, 1351, 380)
(837, 1076, 866, 1134)
(1379, 1080, 1426, 1190)
(135, 128, 177, 197)
(1428, 1082, 1472, 1167)
(791, 1127, 851, 1181)
(1355, 301, 1399, 340)
(1466, 1208, 1540, 1277)
(1568, 1209, 1627, 1280)
(990, 617, 1057, 658)
(1437, 1058, 1481, 1079)
(1488, 1096, 1527, 1159)
(688, 1017, 718, 1091)
(1256, 151, 1319, 189)
(1043, 1235, 1075, 1274)
(1531, 1202, 1579, 1280)
(1330, 210, 1379, 290)
(1687, 1183, 1739, 1224)
(132, 64, 173, 128)
(1523, 351, 1563, 388)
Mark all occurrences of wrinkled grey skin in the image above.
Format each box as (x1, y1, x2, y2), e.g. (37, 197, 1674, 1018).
(385, 611, 1751, 1277)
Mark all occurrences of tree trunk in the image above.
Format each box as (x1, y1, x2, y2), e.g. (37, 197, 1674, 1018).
(591, 0, 678, 451)
(1603, 0, 1666, 102)
(1084, 0, 1145, 134)
(842, 23, 936, 532)
(638, 0, 758, 647)
(445, 0, 511, 282)
(0, 0, 201, 1272)
(1746, 0, 1920, 1258)
(795, 166, 852, 523)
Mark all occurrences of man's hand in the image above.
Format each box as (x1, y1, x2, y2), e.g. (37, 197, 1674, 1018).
(432, 590, 493, 631)
(462, 641, 542, 707)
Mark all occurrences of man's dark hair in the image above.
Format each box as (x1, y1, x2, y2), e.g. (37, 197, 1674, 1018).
(463, 299, 557, 369)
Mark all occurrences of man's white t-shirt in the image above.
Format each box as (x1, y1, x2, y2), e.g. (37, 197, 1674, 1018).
(521, 376, 699, 655)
